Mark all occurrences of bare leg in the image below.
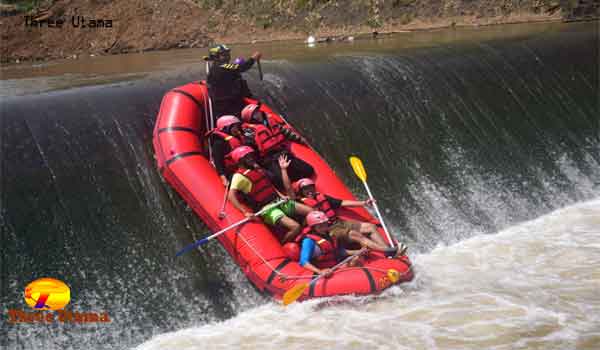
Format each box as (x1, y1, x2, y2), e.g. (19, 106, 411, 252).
(278, 215, 301, 243)
(359, 222, 388, 246)
(348, 230, 391, 252)
(353, 222, 407, 256)
(293, 202, 313, 216)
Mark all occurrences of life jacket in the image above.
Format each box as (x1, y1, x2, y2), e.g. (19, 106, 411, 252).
(300, 193, 337, 222)
(295, 227, 338, 268)
(244, 119, 287, 157)
(235, 167, 278, 209)
(209, 130, 242, 170)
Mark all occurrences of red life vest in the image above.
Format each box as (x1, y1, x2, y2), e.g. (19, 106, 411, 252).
(236, 167, 278, 209)
(295, 227, 338, 268)
(300, 193, 337, 222)
(244, 120, 287, 157)
(210, 130, 242, 170)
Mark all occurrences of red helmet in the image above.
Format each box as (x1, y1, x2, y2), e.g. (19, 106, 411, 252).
(306, 211, 329, 227)
(241, 104, 260, 123)
(230, 146, 255, 164)
(216, 115, 241, 130)
(293, 178, 315, 193)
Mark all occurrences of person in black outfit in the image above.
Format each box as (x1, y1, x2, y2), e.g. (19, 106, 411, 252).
(205, 44, 262, 119)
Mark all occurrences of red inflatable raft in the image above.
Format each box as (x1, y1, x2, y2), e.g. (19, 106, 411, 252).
(152, 81, 413, 302)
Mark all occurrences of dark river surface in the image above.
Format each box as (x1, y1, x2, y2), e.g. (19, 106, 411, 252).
(1, 21, 598, 350)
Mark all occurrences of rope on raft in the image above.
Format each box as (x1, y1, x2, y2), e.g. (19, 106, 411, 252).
(206, 99, 409, 285)
(236, 228, 412, 282)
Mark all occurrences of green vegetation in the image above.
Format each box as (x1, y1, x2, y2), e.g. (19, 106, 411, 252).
(194, 0, 224, 9)
(256, 15, 273, 29)
(366, 16, 382, 28)
(186, 0, 596, 32)
(1, 0, 44, 12)
(4, 0, 596, 30)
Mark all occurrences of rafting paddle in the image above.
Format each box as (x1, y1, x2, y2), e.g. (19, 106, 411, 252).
(257, 59, 263, 81)
(349, 156, 395, 248)
(176, 199, 286, 257)
(282, 249, 366, 306)
(218, 181, 231, 219)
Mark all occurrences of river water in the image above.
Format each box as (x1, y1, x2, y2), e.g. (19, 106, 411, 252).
(1, 21, 598, 350)
(137, 200, 600, 350)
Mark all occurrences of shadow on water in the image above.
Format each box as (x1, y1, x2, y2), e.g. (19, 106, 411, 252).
(1, 21, 598, 350)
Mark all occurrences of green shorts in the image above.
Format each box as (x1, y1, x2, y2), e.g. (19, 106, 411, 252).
(260, 200, 296, 226)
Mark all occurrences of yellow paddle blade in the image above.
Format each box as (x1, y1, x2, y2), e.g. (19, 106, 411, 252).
(387, 269, 400, 283)
(349, 156, 367, 182)
(282, 283, 309, 306)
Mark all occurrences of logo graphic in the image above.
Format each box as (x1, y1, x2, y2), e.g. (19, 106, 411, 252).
(24, 278, 70, 311)
(8, 277, 110, 324)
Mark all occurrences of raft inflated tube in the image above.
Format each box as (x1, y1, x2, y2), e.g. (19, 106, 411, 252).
(152, 81, 414, 301)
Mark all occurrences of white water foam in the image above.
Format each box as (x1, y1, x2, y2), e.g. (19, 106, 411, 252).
(135, 199, 600, 350)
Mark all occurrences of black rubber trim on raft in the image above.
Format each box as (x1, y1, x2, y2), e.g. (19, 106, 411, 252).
(308, 272, 319, 297)
(262, 288, 273, 298)
(165, 151, 204, 165)
(361, 268, 377, 293)
(266, 258, 291, 285)
(170, 89, 203, 110)
(157, 127, 200, 135)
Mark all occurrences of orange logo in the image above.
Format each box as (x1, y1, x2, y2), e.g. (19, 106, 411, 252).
(24, 278, 70, 311)
(7, 277, 110, 324)
(378, 269, 401, 289)
(378, 275, 392, 289)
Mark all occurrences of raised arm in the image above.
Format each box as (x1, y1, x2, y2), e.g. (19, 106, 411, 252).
(278, 154, 295, 199)
(238, 52, 262, 72)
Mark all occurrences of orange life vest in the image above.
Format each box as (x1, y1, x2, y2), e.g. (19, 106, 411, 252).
(210, 130, 242, 169)
(244, 120, 287, 157)
(236, 167, 278, 209)
(295, 227, 338, 268)
(300, 193, 337, 222)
